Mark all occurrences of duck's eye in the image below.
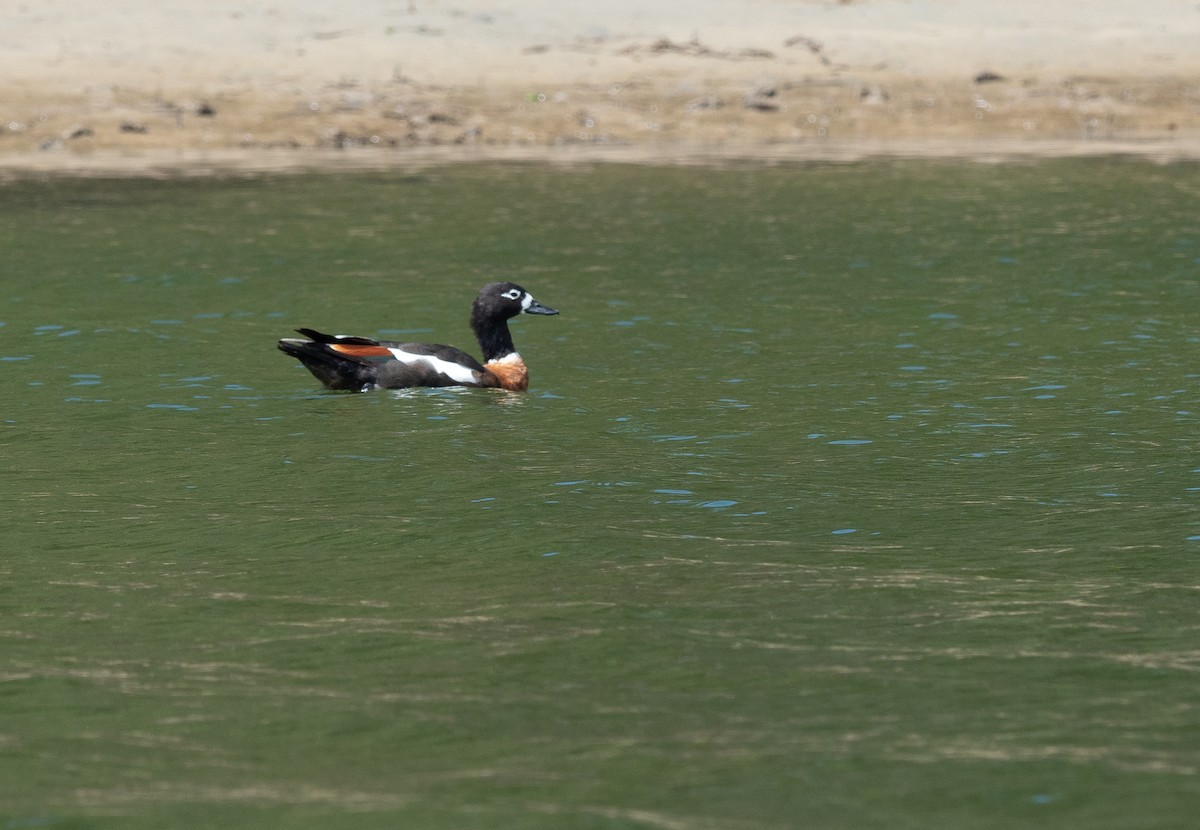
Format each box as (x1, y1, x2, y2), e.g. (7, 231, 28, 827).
(502, 288, 522, 301)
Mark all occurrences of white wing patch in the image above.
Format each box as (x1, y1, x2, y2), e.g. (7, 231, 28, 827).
(387, 348, 479, 384)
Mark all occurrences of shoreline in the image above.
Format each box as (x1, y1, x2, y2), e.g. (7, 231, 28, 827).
(4, 135, 1200, 181)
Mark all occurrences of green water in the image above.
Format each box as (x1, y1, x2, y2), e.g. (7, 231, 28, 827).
(1, 160, 1198, 828)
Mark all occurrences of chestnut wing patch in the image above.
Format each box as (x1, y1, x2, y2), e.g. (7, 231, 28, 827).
(329, 343, 394, 359)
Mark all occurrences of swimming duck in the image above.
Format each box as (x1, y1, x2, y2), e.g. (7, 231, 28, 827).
(278, 282, 558, 391)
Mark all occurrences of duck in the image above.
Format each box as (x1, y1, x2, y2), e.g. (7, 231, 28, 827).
(278, 282, 558, 392)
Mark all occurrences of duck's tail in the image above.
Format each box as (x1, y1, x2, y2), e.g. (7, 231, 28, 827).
(278, 330, 378, 391)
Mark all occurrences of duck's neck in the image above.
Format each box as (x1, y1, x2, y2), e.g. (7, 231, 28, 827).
(472, 314, 516, 363)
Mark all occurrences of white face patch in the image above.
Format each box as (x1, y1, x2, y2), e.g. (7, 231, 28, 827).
(387, 348, 479, 385)
(519, 292, 535, 310)
(502, 288, 523, 301)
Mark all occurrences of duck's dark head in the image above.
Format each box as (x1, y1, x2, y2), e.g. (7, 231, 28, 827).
(470, 282, 558, 362)
(472, 282, 558, 322)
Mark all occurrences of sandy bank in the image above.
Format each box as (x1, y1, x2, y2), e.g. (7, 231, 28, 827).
(2, 0, 1198, 175)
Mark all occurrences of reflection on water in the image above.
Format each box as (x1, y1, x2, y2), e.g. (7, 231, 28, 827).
(1, 160, 1199, 824)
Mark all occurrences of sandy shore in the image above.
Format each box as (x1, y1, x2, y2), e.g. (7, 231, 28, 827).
(2, 0, 1199, 174)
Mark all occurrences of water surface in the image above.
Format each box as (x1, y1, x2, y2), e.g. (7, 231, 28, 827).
(1, 160, 1198, 828)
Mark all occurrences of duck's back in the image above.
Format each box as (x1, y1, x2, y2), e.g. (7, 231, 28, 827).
(372, 341, 495, 388)
(377, 340, 484, 369)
